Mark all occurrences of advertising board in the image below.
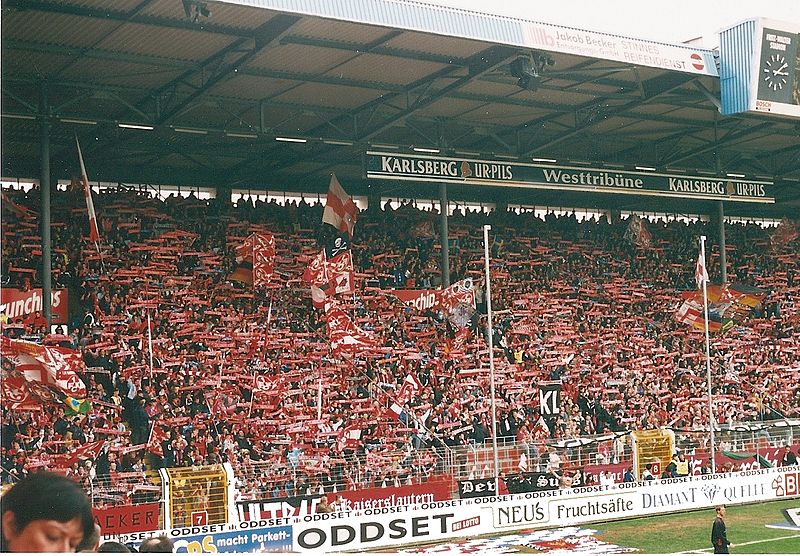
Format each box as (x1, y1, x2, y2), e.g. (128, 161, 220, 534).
(288, 467, 797, 551)
(366, 152, 775, 204)
(93, 503, 161, 535)
(0, 288, 69, 324)
(103, 467, 800, 553)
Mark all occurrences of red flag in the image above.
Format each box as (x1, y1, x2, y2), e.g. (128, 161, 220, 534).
(336, 424, 362, 452)
(2, 337, 87, 398)
(1, 374, 42, 411)
(695, 249, 708, 290)
(302, 249, 328, 285)
(53, 440, 105, 468)
(327, 250, 354, 295)
(76, 136, 100, 243)
(252, 232, 275, 287)
(325, 304, 375, 354)
(229, 232, 275, 287)
(387, 373, 423, 419)
(322, 174, 359, 238)
(146, 424, 169, 457)
(302, 246, 354, 307)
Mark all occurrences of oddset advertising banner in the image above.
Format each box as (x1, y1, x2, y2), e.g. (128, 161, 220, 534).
(288, 466, 798, 552)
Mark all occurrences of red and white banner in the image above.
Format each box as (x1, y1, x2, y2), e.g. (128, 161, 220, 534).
(0, 288, 69, 324)
(327, 250, 354, 296)
(52, 440, 105, 468)
(387, 373, 423, 419)
(251, 232, 276, 288)
(326, 479, 453, 511)
(76, 136, 101, 243)
(324, 304, 376, 354)
(94, 503, 161, 535)
(322, 174, 359, 238)
(390, 278, 475, 313)
(229, 232, 275, 287)
(336, 424, 363, 452)
(2, 337, 87, 398)
(1, 374, 42, 411)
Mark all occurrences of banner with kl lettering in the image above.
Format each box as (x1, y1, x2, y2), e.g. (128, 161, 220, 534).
(539, 381, 561, 417)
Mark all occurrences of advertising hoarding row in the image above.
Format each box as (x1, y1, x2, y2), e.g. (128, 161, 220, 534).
(107, 466, 799, 553)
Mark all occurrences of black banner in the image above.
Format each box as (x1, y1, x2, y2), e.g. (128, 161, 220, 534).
(366, 152, 774, 204)
(506, 472, 560, 493)
(457, 478, 497, 498)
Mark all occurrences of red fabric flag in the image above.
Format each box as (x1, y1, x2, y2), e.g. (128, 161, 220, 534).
(53, 440, 105, 468)
(387, 373, 423, 419)
(327, 250, 354, 295)
(336, 424, 362, 452)
(146, 424, 169, 457)
(252, 232, 276, 287)
(302, 244, 354, 307)
(2, 337, 87, 398)
(75, 136, 101, 243)
(322, 174, 359, 238)
(325, 304, 376, 354)
(229, 232, 275, 287)
(1, 374, 42, 411)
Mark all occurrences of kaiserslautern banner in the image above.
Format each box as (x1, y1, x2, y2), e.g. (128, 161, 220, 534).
(366, 152, 775, 204)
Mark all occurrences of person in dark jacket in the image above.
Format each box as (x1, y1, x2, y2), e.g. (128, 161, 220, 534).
(711, 505, 732, 553)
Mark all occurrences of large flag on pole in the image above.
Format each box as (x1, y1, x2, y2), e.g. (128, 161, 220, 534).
(322, 174, 359, 238)
(695, 248, 709, 290)
(75, 136, 101, 243)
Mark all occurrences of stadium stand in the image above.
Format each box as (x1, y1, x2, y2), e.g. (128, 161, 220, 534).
(1, 184, 798, 505)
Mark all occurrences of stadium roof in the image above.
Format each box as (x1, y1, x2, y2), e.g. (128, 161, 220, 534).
(2, 0, 799, 217)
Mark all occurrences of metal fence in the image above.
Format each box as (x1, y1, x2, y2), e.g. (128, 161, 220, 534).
(82, 420, 799, 508)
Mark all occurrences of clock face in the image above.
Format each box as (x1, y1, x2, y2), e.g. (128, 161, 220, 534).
(762, 53, 789, 91)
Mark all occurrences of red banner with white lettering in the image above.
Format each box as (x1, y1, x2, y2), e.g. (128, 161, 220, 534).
(0, 288, 69, 324)
(325, 479, 452, 511)
(93, 503, 161, 534)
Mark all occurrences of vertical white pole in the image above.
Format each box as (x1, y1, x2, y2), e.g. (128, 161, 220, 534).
(483, 225, 500, 494)
(700, 235, 717, 473)
(147, 309, 154, 376)
(317, 364, 323, 421)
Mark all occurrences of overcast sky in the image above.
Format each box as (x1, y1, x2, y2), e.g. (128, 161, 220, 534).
(425, 0, 800, 46)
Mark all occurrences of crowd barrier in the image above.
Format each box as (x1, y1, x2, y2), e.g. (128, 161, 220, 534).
(102, 465, 800, 552)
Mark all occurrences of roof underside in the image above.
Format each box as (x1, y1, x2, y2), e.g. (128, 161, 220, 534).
(2, 0, 799, 217)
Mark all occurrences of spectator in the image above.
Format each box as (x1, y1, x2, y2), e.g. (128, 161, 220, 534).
(138, 535, 174, 553)
(98, 541, 132, 552)
(0, 471, 95, 552)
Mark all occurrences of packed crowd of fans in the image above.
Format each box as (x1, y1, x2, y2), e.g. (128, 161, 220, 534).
(1, 184, 798, 503)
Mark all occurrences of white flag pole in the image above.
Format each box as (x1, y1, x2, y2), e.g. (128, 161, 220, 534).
(700, 235, 717, 473)
(317, 364, 323, 421)
(147, 309, 154, 377)
(483, 224, 500, 494)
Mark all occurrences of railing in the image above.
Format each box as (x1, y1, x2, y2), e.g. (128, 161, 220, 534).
(77, 419, 799, 509)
